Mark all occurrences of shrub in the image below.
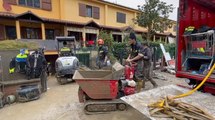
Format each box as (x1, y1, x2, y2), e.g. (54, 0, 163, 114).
(149, 41, 176, 60)
(98, 30, 114, 51)
(98, 30, 117, 62)
(111, 41, 176, 62)
(112, 42, 128, 60)
(0, 40, 38, 50)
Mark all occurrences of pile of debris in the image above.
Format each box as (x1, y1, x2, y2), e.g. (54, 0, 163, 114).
(149, 97, 214, 120)
(0, 92, 16, 109)
(121, 85, 215, 120)
(0, 84, 41, 109)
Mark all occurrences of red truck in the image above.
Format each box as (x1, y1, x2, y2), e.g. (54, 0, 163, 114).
(176, 0, 215, 94)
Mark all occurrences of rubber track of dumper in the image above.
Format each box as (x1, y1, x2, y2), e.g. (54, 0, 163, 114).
(84, 99, 127, 114)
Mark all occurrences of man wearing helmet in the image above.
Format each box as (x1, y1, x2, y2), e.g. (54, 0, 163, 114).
(97, 39, 109, 68)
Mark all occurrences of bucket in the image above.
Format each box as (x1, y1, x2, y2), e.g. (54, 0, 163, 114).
(6, 95, 16, 104)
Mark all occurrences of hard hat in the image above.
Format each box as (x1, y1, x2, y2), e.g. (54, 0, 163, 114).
(97, 39, 104, 45)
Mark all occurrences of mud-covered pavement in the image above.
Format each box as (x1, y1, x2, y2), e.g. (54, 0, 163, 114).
(0, 71, 187, 120)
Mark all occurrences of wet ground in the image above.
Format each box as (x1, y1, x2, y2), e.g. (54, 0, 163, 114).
(0, 71, 187, 120)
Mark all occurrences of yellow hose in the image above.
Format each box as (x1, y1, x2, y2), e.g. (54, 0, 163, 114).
(149, 63, 215, 108)
(173, 63, 215, 99)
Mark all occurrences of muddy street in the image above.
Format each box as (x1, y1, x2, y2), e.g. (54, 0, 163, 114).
(0, 76, 151, 120)
(0, 71, 188, 120)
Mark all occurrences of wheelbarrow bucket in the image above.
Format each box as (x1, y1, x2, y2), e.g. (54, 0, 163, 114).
(73, 70, 121, 100)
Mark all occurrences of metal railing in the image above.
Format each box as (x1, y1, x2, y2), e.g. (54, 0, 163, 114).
(184, 31, 215, 58)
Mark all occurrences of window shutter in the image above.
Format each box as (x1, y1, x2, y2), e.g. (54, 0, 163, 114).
(119, 13, 123, 23)
(117, 12, 120, 23)
(93, 7, 100, 19)
(79, 3, 86, 17)
(0, 25, 5, 40)
(3, 0, 17, 5)
(42, 0, 52, 11)
(122, 13, 126, 23)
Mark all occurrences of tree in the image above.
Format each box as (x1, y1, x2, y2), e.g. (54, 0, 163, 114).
(134, 0, 174, 41)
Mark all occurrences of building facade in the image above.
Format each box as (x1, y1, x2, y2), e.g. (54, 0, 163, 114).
(0, 0, 176, 45)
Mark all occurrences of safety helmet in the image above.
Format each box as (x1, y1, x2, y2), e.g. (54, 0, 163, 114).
(97, 39, 104, 45)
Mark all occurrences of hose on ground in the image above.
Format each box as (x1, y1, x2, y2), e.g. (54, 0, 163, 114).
(149, 63, 215, 107)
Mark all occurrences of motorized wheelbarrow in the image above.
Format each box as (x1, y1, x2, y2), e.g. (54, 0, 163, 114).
(73, 63, 127, 114)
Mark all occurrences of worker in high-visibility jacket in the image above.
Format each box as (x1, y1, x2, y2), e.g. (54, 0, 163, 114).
(9, 49, 29, 74)
(60, 41, 72, 56)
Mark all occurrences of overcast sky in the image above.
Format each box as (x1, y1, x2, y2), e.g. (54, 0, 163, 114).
(105, 0, 179, 21)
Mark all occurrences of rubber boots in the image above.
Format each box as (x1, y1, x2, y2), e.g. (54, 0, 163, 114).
(142, 80, 145, 89)
(137, 79, 143, 93)
(150, 79, 158, 88)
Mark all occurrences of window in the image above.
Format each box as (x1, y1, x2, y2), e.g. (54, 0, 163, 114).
(86, 5, 93, 17)
(26, 28, 40, 39)
(79, 3, 100, 19)
(68, 31, 82, 41)
(34, 0, 40, 8)
(19, 0, 40, 8)
(0, 25, 5, 40)
(21, 27, 41, 39)
(117, 12, 126, 23)
(5, 26, 17, 39)
(19, 0, 25, 5)
(45, 29, 54, 40)
(27, 0, 33, 7)
(113, 34, 122, 42)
